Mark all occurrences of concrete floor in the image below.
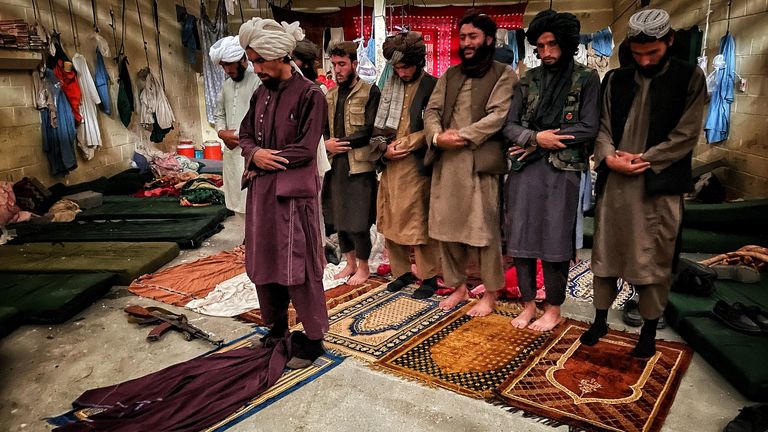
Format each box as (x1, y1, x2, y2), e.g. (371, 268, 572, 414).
(0, 215, 750, 432)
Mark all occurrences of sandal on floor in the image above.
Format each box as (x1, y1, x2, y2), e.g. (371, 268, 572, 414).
(712, 301, 763, 335)
(744, 305, 768, 332)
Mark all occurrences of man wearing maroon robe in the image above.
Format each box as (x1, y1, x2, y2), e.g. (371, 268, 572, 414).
(239, 18, 329, 369)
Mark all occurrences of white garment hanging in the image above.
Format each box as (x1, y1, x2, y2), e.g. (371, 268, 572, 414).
(224, 0, 237, 16)
(138, 68, 176, 130)
(72, 53, 102, 160)
(575, 44, 588, 65)
(523, 37, 541, 69)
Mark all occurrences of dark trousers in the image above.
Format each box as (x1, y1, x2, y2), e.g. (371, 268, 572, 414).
(338, 230, 372, 260)
(514, 258, 569, 306)
(254, 279, 329, 340)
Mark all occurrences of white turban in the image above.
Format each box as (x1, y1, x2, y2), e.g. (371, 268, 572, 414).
(209, 36, 245, 64)
(238, 18, 305, 61)
(628, 9, 671, 39)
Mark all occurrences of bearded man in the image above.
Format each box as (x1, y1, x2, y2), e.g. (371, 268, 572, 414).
(238, 18, 329, 368)
(322, 41, 382, 286)
(503, 10, 600, 331)
(372, 32, 440, 299)
(210, 36, 261, 215)
(424, 12, 516, 317)
(580, 9, 707, 358)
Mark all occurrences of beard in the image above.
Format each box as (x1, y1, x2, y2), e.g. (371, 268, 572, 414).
(459, 43, 493, 65)
(260, 75, 280, 90)
(399, 66, 423, 83)
(337, 70, 357, 88)
(636, 51, 671, 78)
(231, 63, 247, 82)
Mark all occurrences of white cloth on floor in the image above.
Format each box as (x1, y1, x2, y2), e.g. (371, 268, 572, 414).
(186, 273, 260, 317)
(187, 262, 350, 317)
(72, 53, 102, 160)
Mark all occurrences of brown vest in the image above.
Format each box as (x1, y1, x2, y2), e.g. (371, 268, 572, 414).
(441, 61, 510, 175)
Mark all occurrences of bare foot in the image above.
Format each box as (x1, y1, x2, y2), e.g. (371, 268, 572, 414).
(467, 290, 496, 317)
(511, 301, 537, 329)
(334, 262, 357, 280)
(439, 284, 469, 311)
(347, 260, 370, 286)
(528, 305, 562, 332)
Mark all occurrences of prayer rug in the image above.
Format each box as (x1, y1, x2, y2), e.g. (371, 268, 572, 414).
(376, 302, 555, 399)
(496, 321, 693, 432)
(294, 283, 466, 362)
(238, 276, 388, 327)
(48, 331, 344, 431)
(566, 259, 635, 310)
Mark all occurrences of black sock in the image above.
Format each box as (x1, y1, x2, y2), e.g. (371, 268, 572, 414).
(412, 276, 438, 299)
(296, 337, 325, 360)
(387, 272, 416, 292)
(630, 318, 658, 358)
(580, 309, 609, 346)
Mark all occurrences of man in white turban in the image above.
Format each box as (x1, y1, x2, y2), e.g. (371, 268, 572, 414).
(237, 18, 330, 369)
(209, 36, 261, 216)
(580, 8, 706, 358)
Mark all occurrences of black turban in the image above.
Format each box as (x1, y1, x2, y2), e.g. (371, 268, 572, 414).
(526, 10, 581, 58)
(382, 31, 426, 68)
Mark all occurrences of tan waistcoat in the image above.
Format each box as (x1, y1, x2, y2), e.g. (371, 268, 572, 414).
(327, 79, 376, 174)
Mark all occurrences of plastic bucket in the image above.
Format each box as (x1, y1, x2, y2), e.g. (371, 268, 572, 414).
(176, 144, 195, 158)
(194, 149, 204, 159)
(203, 141, 223, 160)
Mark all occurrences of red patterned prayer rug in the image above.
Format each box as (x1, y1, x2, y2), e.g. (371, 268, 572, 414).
(375, 302, 555, 399)
(496, 321, 693, 432)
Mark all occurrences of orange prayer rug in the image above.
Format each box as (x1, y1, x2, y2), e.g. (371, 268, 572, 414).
(128, 247, 245, 306)
(375, 302, 556, 399)
(495, 321, 693, 432)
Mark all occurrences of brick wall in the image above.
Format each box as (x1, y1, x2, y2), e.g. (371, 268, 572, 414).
(612, 0, 768, 198)
(0, 0, 205, 187)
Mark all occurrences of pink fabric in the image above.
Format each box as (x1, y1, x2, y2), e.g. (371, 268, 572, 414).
(0, 182, 21, 226)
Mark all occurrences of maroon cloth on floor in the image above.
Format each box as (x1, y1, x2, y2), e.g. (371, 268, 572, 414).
(54, 333, 298, 432)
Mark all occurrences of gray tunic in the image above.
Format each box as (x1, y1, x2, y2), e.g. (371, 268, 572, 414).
(591, 64, 707, 285)
(503, 69, 601, 262)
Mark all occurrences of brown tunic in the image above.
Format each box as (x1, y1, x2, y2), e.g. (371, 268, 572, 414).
(591, 64, 707, 285)
(424, 68, 517, 247)
(376, 76, 431, 245)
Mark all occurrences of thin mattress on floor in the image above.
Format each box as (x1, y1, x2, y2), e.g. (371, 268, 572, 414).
(666, 277, 768, 328)
(77, 196, 230, 221)
(0, 242, 180, 285)
(581, 217, 767, 254)
(0, 273, 117, 324)
(8, 217, 223, 249)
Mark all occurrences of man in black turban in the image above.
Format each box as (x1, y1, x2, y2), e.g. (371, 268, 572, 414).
(502, 10, 600, 332)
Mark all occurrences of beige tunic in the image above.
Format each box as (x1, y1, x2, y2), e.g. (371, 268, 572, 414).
(591, 65, 707, 285)
(377, 77, 431, 245)
(424, 68, 516, 247)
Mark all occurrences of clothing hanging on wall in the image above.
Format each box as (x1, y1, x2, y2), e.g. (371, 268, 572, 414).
(704, 33, 736, 144)
(199, 0, 228, 124)
(72, 53, 102, 160)
(91, 33, 112, 115)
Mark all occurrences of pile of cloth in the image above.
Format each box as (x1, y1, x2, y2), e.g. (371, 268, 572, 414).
(133, 172, 224, 203)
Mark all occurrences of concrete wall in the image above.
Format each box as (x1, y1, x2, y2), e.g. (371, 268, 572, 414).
(0, 0, 204, 187)
(612, 0, 768, 198)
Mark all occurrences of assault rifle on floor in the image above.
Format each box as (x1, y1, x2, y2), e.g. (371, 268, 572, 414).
(124, 305, 224, 347)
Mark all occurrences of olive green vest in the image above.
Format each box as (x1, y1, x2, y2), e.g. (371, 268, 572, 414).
(519, 63, 593, 172)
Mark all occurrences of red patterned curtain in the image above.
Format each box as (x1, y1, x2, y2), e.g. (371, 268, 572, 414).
(340, 4, 527, 77)
(272, 4, 527, 77)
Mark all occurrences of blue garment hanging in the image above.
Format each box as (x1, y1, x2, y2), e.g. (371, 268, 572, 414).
(94, 47, 112, 115)
(366, 36, 376, 66)
(704, 33, 735, 144)
(591, 27, 613, 57)
(42, 69, 78, 176)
